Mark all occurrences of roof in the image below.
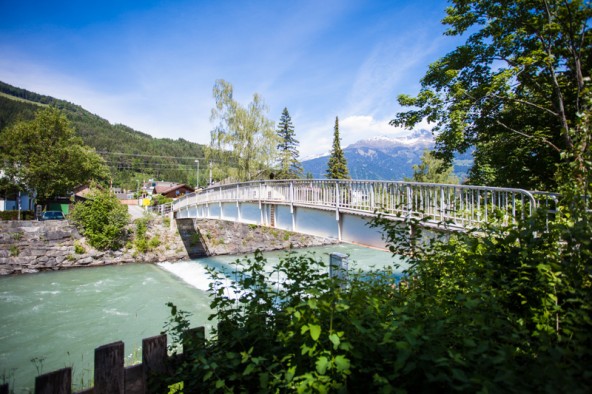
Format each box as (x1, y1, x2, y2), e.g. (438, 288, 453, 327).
(155, 183, 195, 195)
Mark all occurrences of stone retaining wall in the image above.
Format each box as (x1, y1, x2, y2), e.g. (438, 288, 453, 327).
(0, 217, 340, 276)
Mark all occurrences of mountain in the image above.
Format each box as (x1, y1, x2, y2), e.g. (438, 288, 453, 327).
(302, 129, 472, 181)
(0, 81, 206, 188)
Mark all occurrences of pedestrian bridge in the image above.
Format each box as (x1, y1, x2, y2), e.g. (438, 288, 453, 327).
(167, 180, 555, 249)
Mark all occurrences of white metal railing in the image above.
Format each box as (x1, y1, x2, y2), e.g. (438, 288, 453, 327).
(169, 180, 550, 230)
(147, 202, 173, 215)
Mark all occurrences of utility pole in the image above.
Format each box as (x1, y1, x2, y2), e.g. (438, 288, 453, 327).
(195, 159, 200, 189)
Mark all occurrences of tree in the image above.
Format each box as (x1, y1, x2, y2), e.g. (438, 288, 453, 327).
(326, 117, 350, 179)
(0, 107, 109, 202)
(391, 0, 592, 190)
(209, 80, 279, 181)
(69, 186, 130, 250)
(408, 149, 460, 184)
(276, 107, 303, 179)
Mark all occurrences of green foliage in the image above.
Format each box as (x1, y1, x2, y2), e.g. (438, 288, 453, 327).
(151, 194, 173, 206)
(163, 215, 171, 228)
(9, 245, 19, 257)
(209, 79, 279, 181)
(162, 199, 592, 392)
(133, 216, 161, 253)
(407, 149, 459, 184)
(276, 107, 303, 179)
(69, 187, 130, 250)
(0, 81, 207, 190)
(392, 0, 592, 190)
(326, 117, 350, 180)
(0, 211, 35, 220)
(73, 241, 86, 254)
(0, 107, 110, 201)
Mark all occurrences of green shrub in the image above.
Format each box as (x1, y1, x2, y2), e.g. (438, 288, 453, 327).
(162, 202, 592, 392)
(0, 210, 35, 220)
(69, 187, 130, 250)
(74, 241, 86, 254)
(151, 194, 173, 206)
(132, 217, 162, 253)
(9, 245, 19, 257)
(163, 216, 171, 228)
(148, 235, 161, 249)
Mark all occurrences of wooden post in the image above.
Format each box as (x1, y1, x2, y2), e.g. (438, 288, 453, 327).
(94, 341, 124, 394)
(142, 334, 167, 393)
(35, 367, 71, 394)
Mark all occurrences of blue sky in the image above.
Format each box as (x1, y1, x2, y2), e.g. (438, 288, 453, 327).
(0, 0, 462, 157)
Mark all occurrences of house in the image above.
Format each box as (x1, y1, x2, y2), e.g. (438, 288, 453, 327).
(143, 181, 195, 199)
(0, 169, 35, 212)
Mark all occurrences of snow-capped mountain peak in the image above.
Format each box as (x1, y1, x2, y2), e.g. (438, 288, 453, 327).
(346, 129, 434, 151)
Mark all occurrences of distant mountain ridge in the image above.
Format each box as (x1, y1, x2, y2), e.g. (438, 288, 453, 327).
(302, 130, 472, 181)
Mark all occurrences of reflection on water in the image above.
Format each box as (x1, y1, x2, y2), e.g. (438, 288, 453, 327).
(0, 243, 403, 391)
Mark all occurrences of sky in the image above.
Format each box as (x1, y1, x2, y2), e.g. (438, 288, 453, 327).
(0, 0, 463, 158)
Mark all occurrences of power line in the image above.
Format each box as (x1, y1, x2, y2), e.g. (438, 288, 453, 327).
(103, 162, 196, 170)
(97, 151, 206, 161)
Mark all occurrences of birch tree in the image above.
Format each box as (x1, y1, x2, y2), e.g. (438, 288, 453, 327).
(209, 79, 279, 181)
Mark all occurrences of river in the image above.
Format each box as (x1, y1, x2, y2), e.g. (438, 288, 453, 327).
(0, 244, 404, 392)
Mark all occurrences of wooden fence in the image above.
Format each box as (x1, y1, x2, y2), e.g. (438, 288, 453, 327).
(1, 327, 205, 394)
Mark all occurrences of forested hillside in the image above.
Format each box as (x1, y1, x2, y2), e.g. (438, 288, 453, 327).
(0, 81, 206, 189)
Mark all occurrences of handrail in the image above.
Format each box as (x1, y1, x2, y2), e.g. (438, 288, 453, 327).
(169, 179, 545, 229)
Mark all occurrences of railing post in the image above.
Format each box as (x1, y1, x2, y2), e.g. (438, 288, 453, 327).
(405, 185, 412, 219)
(335, 181, 340, 220)
(440, 186, 445, 221)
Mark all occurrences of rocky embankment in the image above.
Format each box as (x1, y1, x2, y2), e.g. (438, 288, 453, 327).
(0, 216, 339, 276)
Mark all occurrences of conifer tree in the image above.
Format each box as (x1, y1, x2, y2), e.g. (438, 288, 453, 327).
(276, 107, 303, 179)
(326, 116, 350, 179)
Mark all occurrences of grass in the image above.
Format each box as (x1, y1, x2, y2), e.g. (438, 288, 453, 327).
(0, 91, 48, 107)
(9, 245, 19, 257)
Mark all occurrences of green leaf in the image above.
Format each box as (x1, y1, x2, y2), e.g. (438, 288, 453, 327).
(334, 355, 350, 372)
(285, 366, 296, 382)
(309, 324, 321, 341)
(316, 356, 329, 375)
(329, 333, 340, 349)
(243, 363, 255, 376)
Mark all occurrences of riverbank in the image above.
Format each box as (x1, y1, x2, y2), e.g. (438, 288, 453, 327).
(0, 215, 339, 275)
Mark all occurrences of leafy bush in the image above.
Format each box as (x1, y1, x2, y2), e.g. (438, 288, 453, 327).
(148, 235, 161, 249)
(152, 194, 173, 206)
(73, 240, 86, 254)
(162, 197, 592, 393)
(69, 187, 130, 250)
(0, 210, 35, 220)
(163, 215, 171, 228)
(133, 216, 161, 253)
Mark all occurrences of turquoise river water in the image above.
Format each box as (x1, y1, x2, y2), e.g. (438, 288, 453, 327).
(0, 244, 405, 392)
